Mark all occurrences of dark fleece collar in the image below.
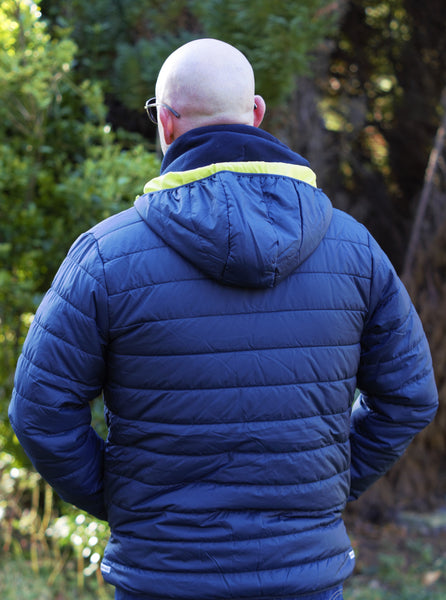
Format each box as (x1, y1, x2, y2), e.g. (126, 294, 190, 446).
(160, 124, 310, 174)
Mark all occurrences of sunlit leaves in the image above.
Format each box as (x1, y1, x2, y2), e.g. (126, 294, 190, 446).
(0, 0, 160, 455)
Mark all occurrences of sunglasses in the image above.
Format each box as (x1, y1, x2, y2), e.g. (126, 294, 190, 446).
(144, 97, 181, 124)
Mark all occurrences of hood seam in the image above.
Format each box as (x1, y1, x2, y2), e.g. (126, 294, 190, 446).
(262, 190, 280, 287)
(220, 175, 233, 283)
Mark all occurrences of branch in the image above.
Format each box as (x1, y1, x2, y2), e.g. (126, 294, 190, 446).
(402, 87, 446, 282)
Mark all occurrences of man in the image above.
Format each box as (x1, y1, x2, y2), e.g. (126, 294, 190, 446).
(9, 39, 438, 600)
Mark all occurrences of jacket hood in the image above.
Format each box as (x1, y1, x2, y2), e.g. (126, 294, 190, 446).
(135, 126, 333, 289)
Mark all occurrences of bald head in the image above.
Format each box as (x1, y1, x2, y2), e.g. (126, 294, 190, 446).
(155, 38, 265, 153)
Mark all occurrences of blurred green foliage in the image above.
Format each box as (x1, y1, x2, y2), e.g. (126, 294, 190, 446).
(40, 0, 341, 110)
(0, 0, 160, 455)
(191, 0, 340, 104)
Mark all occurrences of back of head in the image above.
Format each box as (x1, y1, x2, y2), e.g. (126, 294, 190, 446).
(156, 38, 256, 129)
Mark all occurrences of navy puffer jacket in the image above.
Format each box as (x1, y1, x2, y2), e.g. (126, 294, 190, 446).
(9, 125, 438, 599)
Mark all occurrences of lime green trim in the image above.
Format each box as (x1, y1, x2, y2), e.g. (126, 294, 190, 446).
(143, 161, 317, 194)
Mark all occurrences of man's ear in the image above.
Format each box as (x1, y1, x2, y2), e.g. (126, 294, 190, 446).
(253, 94, 266, 128)
(158, 106, 175, 149)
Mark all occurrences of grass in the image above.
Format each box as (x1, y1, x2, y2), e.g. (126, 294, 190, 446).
(0, 557, 114, 600)
(344, 517, 446, 599)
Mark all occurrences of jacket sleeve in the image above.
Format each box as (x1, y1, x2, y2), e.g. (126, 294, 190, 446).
(8, 232, 108, 520)
(349, 236, 438, 501)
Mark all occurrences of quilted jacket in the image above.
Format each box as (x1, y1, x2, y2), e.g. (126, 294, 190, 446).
(9, 125, 438, 599)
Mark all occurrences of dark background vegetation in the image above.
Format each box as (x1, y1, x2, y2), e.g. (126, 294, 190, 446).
(0, 0, 445, 597)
